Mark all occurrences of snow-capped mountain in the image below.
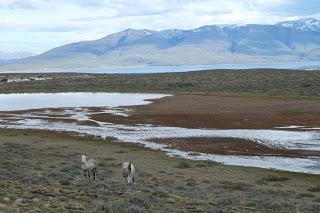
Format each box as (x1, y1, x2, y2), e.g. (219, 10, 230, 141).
(1, 18, 320, 70)
(277, 18, 320, 32)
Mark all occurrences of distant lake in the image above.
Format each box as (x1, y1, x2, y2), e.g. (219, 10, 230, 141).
(3, 61, 320, 74)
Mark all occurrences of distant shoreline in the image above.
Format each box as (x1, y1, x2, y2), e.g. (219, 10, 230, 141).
(1, 69, 319, 99)
(1, 61, 320, 74)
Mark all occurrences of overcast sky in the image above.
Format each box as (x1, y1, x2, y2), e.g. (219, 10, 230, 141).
(1, 0, 319, 53)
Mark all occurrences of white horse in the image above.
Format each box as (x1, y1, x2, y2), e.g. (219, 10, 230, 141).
(81, 154, 98, 180)
(122, 162, 135, 184)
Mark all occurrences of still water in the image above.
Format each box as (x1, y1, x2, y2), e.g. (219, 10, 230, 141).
(0, 92, 170, 111)
(2, 61, 320, 74)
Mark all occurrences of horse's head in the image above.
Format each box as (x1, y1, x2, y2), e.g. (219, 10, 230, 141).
(81, 154, 87, 164)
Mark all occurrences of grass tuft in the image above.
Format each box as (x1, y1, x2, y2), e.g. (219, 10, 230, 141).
(261, 175, 289, 182)
(176, 161, 191, 169)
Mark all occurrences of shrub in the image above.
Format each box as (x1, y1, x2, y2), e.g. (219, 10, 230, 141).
(308, 186, 320, 192)
(176, 161, 190, 169)
(298, 193, 316, 198)
(220, 181, 251, 191)
(116, 150, 128, 153)
(152, 188, 168, 198)
(126, 206, 142, 213)
(59, 180, 71, 186)
(262, 175, 289, 182)
(129, 195, 151, 209)
(186, 178, 197, 187)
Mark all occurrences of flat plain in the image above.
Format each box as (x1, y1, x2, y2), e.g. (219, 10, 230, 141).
(0, 69, 320, 212)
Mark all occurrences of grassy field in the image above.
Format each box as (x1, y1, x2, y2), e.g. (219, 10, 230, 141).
(0, 128, 319, 212)
(0, 69, 320, 99)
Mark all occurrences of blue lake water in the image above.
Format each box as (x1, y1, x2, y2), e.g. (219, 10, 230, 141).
(3, 61, 320, 74)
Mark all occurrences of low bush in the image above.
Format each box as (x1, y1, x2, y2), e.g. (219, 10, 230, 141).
(262, 175, 289, 182)
(176, 161, 190, 169)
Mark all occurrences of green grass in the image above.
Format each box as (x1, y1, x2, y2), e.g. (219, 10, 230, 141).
(1, 69, 320, 99)
(0, 128, 319, 212)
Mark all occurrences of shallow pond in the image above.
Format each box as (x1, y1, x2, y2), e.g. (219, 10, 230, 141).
(0, 93, 170, 111)
(0, 92, 319, 174)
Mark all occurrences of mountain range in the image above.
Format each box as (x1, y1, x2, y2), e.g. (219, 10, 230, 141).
(1, 18, 320, 70)
(0, 51, 34, 61)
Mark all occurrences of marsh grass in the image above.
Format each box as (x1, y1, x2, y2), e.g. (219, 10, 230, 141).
(298, 193, 316, 198)
(261, 175, 289, 182)
(1, 70, 320, 99)
(308, 186, 320, 192)
(219, 181, 252, 191)
(176, 161, 191, 169)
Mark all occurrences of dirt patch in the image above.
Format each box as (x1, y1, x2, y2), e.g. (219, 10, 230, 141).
(40, 117, 77, 124)
(90, 95, 320, 129)
(77, 120, 100, 126)
(150, 137, 320, 157)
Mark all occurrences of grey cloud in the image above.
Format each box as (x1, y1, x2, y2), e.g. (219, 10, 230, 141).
(60, 0, 106, 8)
(7, 0, 36, 9)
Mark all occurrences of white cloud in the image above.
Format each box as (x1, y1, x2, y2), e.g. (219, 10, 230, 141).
(0, 0, 319, 53)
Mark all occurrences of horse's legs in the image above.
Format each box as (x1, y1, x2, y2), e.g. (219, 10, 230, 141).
(83, 170, 86, 178)
(93, 172, 96, 180)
